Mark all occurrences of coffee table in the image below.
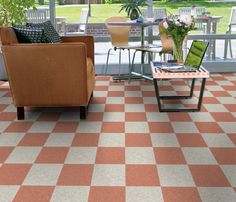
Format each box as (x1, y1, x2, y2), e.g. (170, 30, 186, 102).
(151, 62, 210, 112)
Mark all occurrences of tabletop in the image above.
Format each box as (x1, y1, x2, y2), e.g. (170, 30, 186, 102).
(151, 62, 210, 79)
(106, 21, 160, 27)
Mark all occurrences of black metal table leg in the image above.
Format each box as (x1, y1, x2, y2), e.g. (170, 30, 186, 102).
(153, 78, 206, 112)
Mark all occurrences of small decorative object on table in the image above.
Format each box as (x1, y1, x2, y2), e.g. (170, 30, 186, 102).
(162, 14, 196, 63)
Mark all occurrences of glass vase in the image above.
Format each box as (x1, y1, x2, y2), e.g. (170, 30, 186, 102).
(173, 39, 184, 64)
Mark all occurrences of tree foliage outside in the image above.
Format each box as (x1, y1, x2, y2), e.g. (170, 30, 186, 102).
(0, 0, 36, 26)
(57, 0, 66, 5)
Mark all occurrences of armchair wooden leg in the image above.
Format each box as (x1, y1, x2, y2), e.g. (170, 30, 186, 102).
(80, 106, 87, 119)
(17, 107, 24, 120)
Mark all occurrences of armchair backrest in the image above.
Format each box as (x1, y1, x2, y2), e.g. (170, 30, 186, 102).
(0, 27, 18, 45)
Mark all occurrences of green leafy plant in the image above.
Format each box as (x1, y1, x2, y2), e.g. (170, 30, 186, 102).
(57, 0, 66, 5)
(0, 0, 36, 26)
(119, 0, 146, 19)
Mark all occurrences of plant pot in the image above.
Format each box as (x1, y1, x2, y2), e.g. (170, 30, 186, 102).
(130, 9, 139, 20)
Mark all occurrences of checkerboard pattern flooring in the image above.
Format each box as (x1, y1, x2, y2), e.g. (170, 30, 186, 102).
(0, 74, 236, 202)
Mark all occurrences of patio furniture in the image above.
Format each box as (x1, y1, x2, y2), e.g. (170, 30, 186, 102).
(130, 20, 173, 76)
(64, 8, 89, 35)
(141, 8, 167, 35)
(105, 17, 140, 77)
(26, 8, 49, 23)
(151, 40, 210, 112)
(0, 26, 95, 120)
(178, 7, 206, 31)
(224, 6, 236, 58)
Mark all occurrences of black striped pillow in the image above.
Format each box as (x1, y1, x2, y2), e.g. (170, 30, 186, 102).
(27, 21, 61, 43)
(12, 25, 44, 43)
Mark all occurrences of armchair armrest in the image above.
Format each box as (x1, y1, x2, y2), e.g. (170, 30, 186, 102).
(61, 35, 94, 64)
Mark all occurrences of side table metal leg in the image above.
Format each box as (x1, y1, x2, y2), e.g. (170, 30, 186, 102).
(197, 78, 206, 110)
(190, 78, 196, 97)
(153, 79, 162, 111)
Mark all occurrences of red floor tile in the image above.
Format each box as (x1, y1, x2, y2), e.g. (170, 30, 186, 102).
(227, 134, 236, 146)
(202, 97, 220, 104)
(189, 165, 230, 187)
(211, 148, 236, 164)
(57, 164, 93, 185)
(142, 91, 155, 97)
(88, 187, 125, 202)
(222, 85, 236, 91)
(125, 112, 147, 121)
(177, 134, 207, 147)
(105, 104, 124, 112)
(18, 133, 49, 146)
(224, 104, 236, 112)
(144, 104, 159, 112)
(170, 80, 186, 85)
(4, 122, 33, 133)
(94, 85, 109, 91)
(52, 122, 78, 133)
(211, 112, 236, 122)
(37, 112, 61, 121)
(0, 112, 16, 121)
(195, 122, 223, 133)
(210, 91, 231, 97)
(0, 104, 8, 112)
(125, 86, 140, 91)
(86, 112, 104, 121)
(101, 122, 125, 133)
(108, 91, 124, 97)
(95, 76, 110, 81)
(96, 147, 125, 164)
(91, 97, 106, 104)
(125, 97, 143, 104)
(13, 186, 54, 202)
(36, 147, 69, 164)
(162, 187, 201, 202)
(149, 122, 173, 133)
(125, 133, 152, 147)
(168, 113, 192, 121)
(154, 148, 186, 164)
(0, 147, 14, 163)
(0, 164, 31, 185)
(126, 165, 160, 186)
(72, 133, 99, 146)
(206, 80, 218, 85)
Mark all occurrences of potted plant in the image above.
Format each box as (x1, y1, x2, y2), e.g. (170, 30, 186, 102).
(119, 0, 146, 20)
(0, 0, 35, 80)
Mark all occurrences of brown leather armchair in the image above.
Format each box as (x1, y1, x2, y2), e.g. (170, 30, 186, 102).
(0, 27, 95, 120)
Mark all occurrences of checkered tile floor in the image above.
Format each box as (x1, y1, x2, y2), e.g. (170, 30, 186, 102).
(0, 74, 236, 202)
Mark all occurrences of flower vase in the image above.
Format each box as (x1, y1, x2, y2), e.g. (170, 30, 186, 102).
(173, 39, 184, 64)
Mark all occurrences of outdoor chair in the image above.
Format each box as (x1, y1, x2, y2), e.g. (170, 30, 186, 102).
(64, 8, 89, 35)
(0, 26, 95, 120)
(105, 16, 141, 75)
(26, 8, 49, 24)
(131, 19, 174, 67)
(178, 7, 206, 31)
(141, 8, 167, 36)
(224, 6, 236, 58)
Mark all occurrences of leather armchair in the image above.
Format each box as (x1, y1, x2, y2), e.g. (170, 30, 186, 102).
(0, 27, 95, 120)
